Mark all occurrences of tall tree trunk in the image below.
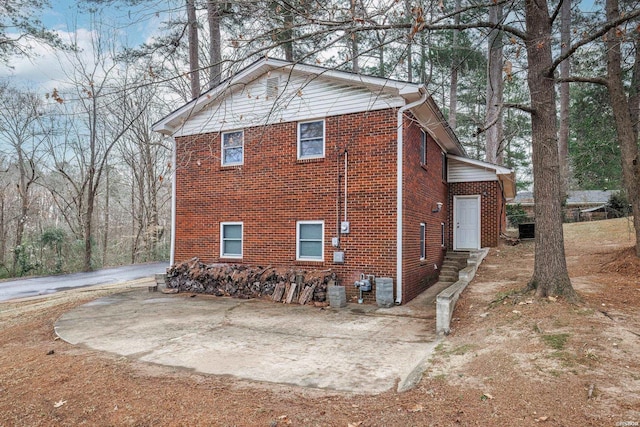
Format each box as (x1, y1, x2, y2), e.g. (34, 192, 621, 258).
(283, 2, 294, 61)
(605, 0, 640, 257)
(207, 0, 222, 88)
(83, 186, 94, 272)
(102, 165, 109, 267)
(350, 0, 359, 73)
(186, 0, 200, 98)
(131, 175, 137, 264)
(524, 0, 577, 300)
(12, 149, 33, 275)
(485, 3, 504, 164)
(448, 0, 461, 129)
(558, 0, 571, 198)
(0, 194, 5, 268)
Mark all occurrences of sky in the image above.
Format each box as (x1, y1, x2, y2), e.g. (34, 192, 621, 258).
(0, 0, 166, 91)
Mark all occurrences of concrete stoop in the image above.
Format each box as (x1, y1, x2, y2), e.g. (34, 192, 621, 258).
(435, 248, 490, 335)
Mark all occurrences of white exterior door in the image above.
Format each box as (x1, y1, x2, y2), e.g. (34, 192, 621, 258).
(454, 196, 481, 250)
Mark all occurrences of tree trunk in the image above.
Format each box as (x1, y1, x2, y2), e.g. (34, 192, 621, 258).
(102, 165, 109, 267)
(485, 3, 504, 164)
(350, 0, 359, 73)
(207, 0, 222, 88)
(83, 188, 94, 272)
(186, 0, 200, 99)
(448, 0, 461, 130)
(0, 193, 5, 268)
(558, 0, 571, 198)
(524, 0, 577, 300)
(283, 3, 294, 61)
(605, 0, 640, 257)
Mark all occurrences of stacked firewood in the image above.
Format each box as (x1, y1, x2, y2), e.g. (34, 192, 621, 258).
(166, 258, 334, 303)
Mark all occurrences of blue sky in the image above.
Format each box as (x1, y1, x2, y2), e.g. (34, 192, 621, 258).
(0, 0, 165, 90)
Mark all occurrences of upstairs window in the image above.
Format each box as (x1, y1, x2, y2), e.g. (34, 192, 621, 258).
(420, 130, 427, 165)
(220, 222, 243, 258)
(222, 130, 243, 166)
(441, 151, 447, 181)
(298, 120, 325, 159)
(297, 221, 324, 261)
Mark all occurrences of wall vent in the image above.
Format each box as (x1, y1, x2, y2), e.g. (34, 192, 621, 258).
(266, 77, 279, 99)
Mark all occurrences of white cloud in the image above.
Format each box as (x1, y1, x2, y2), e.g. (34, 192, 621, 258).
(0, 28, 99, 93)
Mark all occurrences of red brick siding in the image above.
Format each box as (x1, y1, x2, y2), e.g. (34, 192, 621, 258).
(401, 117, 448, 302)
(448, 181, 505, 248)
(174, 109, 399, 303)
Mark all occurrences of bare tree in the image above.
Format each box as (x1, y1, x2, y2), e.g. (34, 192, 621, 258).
(0, 84, 47, 275)
(45, 26, 149, 271)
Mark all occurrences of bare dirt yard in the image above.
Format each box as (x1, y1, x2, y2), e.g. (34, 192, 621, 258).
(1, 217, 639, 426)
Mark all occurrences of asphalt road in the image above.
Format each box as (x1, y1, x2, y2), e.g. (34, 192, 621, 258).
(0, 262, 168, 302)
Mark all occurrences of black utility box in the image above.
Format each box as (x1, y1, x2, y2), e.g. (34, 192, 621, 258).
(518, 223, 535, 239)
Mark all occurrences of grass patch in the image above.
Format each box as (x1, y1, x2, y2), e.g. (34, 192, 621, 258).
(433, 343, 475, 357)
(541, 333, 570, 350)
(449, 344, 475, 355)
(489, 289, 520, 307)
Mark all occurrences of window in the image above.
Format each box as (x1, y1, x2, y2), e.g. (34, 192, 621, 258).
(297, 221, 324, 261)
(441, 151, 447, 181)
(441, 222, 446, 247)
(220, 222, 243, 258)
(420, 130, 427, 165)
(420, 223, 426, 260)
(222, 130, 243, 166)
(298, 120, 325, 159)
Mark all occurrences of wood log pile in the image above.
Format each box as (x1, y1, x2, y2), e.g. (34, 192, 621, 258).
(166, 258, 334, 304)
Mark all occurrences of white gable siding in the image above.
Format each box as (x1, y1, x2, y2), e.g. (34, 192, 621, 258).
(448, 158, 499, 182)
(174, 70, 405, 137)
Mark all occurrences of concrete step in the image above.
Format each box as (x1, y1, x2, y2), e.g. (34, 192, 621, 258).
(445, 251, 470, 259)
(438, 273, 458, 282)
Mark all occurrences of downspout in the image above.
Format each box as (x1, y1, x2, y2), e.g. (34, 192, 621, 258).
(396, 89, 428, 304)
(170, 137, 177, 266)
(344, 150, 348, 222)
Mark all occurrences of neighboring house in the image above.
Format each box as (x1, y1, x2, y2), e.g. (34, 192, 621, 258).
(510, 190, 615, 223)
(152, 58, 515, 304)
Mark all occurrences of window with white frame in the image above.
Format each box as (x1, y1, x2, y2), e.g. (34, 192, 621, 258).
(298, 120, 325, 159)
(222, 130, 243, 166)
(220, 222, 243, 258)
(420, 223, 426, 260)
(297, 221, 324, 261)
(441, 222, 445, 247)
(420, 130, 427, 165)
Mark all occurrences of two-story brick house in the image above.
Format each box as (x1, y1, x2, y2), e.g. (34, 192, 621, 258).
(153, 58, 515, 304)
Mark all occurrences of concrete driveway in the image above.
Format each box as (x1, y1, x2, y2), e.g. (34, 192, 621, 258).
(55, 287, 445, 394)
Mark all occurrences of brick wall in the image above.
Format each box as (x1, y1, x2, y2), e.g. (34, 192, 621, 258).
(448, 181, 505, 248)
(401, 117, 448, 302)
(174, 109, 399, 303)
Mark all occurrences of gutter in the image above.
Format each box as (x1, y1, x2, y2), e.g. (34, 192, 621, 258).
(396, 89, 429, 304)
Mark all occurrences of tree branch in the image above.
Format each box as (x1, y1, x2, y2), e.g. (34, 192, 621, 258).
(503, 102, 534, 114)
(550, 8, 640, 75)
(556, 76, 608, 86)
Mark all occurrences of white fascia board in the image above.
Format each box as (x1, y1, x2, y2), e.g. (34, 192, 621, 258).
(447, 154, 513, 175)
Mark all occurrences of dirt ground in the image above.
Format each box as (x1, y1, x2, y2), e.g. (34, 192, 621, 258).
(1, 218, 639, 426)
